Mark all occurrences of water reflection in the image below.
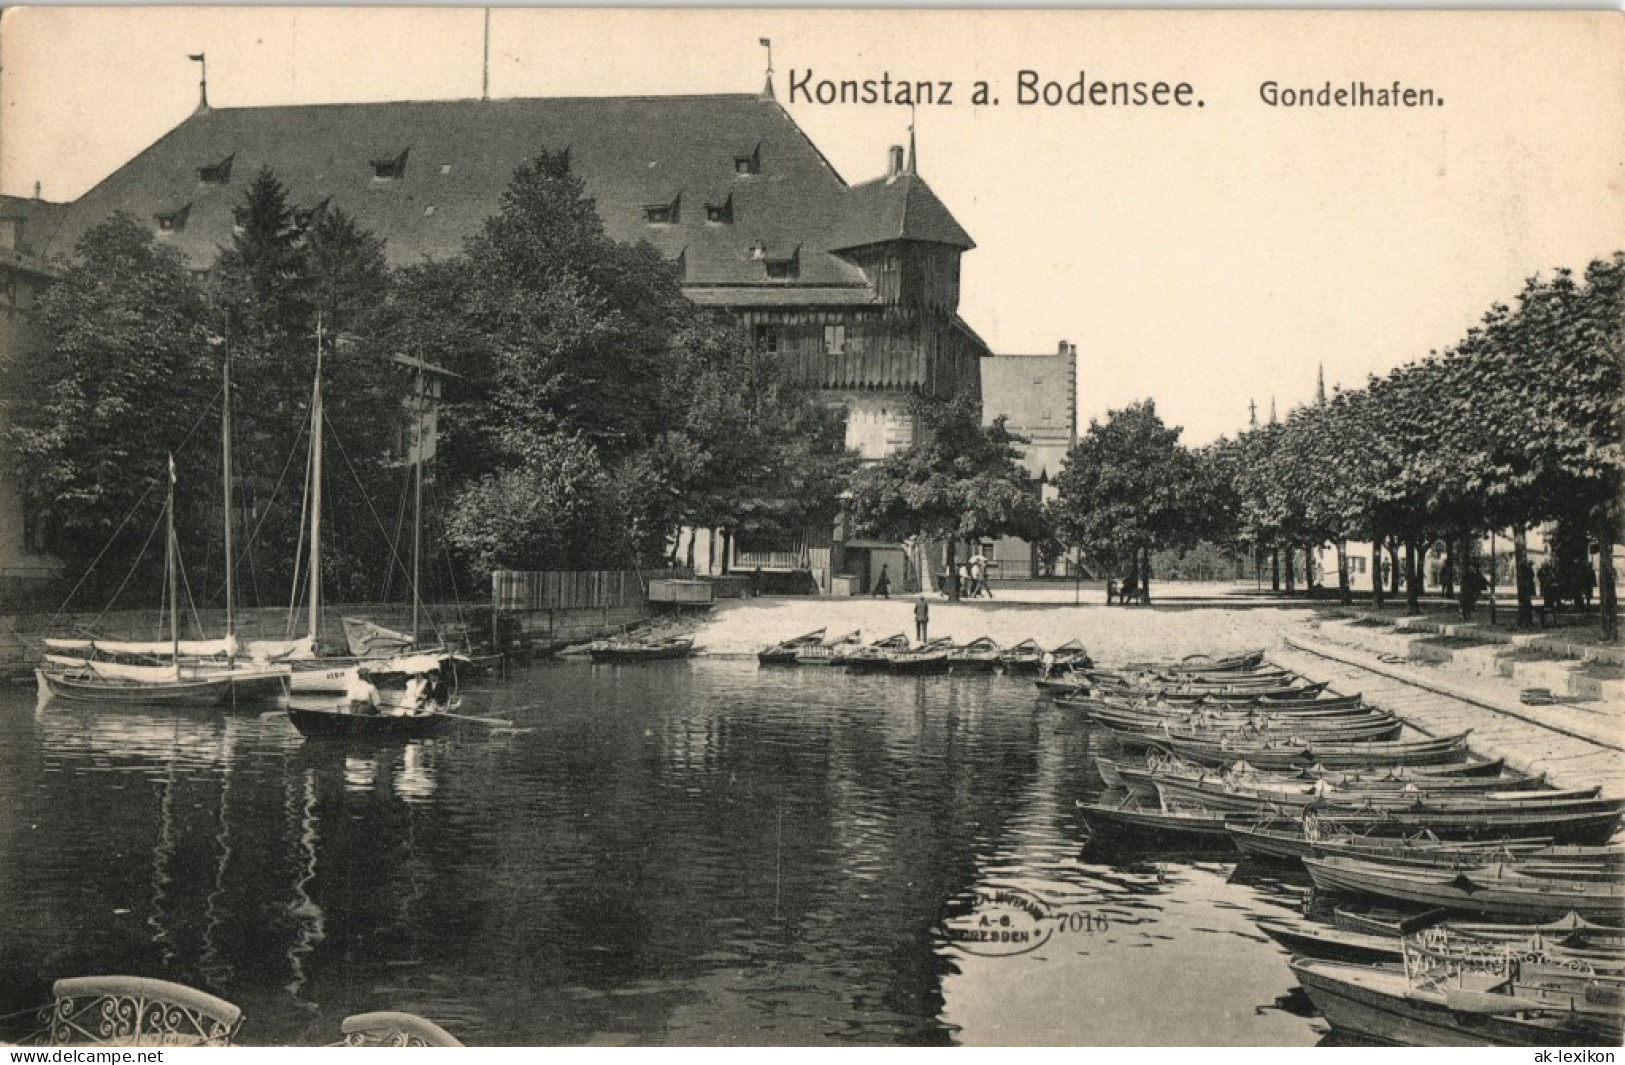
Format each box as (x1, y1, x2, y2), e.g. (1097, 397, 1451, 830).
(0, 660, 1326, 1045)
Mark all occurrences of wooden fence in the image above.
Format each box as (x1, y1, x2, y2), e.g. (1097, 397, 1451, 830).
(492, 569, 694, 611)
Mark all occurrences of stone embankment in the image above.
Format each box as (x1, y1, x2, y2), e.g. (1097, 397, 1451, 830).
(1280, 614, 1623, 799)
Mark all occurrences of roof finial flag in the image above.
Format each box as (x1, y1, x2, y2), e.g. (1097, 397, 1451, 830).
(481, 8, 491, 101)
(188, 52, 209, 112)
(907, 103, 918, 174)
(759, 38, 775, 99)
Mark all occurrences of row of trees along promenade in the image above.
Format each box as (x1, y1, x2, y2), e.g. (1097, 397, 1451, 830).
(1049, 254, 1622, 641)
(4, 145, 1619, 641)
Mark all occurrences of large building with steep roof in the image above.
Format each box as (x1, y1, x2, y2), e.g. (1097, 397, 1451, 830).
(4, 84, 992, 592)
(40, 88, 988, 456)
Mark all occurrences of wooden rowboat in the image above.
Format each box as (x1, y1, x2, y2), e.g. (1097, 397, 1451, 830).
(837, 633, 912, 672)
(1290, 957, 1618, 1046)
(287, 702, 450, 739)
(757, 628, 826, 664)
(1304, 855, 1625, 922)
(947, 636, 1002, 673)
(588, 636, 694, 662)
(888, 637, 956, 675)
(1150, 729, 1475, 770)
(998, 638, 1045, 675)
(792, 630, 863, 665)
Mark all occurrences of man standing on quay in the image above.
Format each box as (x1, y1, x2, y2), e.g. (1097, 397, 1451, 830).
(915, 597, 930, 645)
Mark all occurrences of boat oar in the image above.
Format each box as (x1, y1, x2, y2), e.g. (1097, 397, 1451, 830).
(436, 709, 518, 728)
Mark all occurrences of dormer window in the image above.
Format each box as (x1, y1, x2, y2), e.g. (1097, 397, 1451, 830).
(155, 204, 192, 232)
(371, 149, 409, 180)
(705, 196, 734, 225)
(644, 196, 680, 225)
(765, 256, 798, 280)
(198, 155, 234, 185)
(734, 144, 761, 175)
(749, 241, 766, 260)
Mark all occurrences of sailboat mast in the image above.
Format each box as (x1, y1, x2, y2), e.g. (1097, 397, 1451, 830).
(167, 454, 180, 678)
(412, 364, 425, 644)
(308, 321, 325, 648)
(222, 350, 235, 665)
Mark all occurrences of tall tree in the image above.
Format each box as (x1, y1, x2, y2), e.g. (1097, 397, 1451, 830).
(1, 213, 216, 603)
(847, 395, 1047, 601)
(1050, 400, 1202, 602)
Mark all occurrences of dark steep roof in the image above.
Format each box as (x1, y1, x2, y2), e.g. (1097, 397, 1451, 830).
(829, 173, 975, 252)
(44, 94, 977, 304)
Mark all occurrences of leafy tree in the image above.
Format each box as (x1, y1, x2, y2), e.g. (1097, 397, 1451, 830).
(847, 395, 1047, 601)
(1050, 400, 1202, 602)
(1, 213, 216, 603)
(210, 172, 400, 607)
(399, 149, 857, 577)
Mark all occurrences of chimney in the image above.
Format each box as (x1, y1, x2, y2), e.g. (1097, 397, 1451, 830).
(32, 181, 42, 200)
(886, 145, 905, 181)
(1057, 339, 1070, 356)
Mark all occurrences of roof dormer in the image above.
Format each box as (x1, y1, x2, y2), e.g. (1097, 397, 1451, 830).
(155, 203, 192, 232)
(371, 149, 409, 181)
(198, 154, 234, 185)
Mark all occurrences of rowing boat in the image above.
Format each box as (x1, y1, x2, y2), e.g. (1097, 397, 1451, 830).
(1150, 730, 1475, 770)
(757, 628, 827, 664)
(791, 630, 863, 665)
(998, 638, 1045, 675)
(836, 633, 911, 672)
(947, 636, 1002, 673)
(588, 636, 694, 662)
(1291, 956, 1621, 1046)
(888, 637, 956, 675)
(1304, 855, 1625, 922)
(287, 703, 450, 739)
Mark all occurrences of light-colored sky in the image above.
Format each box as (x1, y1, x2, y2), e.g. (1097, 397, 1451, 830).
(2, 8, 1620, 444)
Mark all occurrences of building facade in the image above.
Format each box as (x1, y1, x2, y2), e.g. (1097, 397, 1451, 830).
(977, 342, 1079, 579)
(20, 86, 992, 593)
(0, 194, 66, 600)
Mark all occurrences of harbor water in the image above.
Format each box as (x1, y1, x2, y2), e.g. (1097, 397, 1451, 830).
(0, 657, 1327, 1045)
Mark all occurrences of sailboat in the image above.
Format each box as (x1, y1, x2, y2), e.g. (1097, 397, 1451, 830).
(36, 443, 289, 707)
(273, 330, 463, 694)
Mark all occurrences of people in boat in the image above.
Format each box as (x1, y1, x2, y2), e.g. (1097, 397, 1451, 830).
(402, 672, 429, 712)
(346, 668, 381, 715)
(425, 667, 450, 706)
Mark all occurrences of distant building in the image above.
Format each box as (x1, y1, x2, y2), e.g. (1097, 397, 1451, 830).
(0, 193, 67, 599)
(977, 341, 1079, 579)
(9, 85, 992, 593)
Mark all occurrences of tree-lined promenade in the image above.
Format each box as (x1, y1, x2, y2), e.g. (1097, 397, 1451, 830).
(4, 142, 1618, 640)
(1049, 255, 1623, 640)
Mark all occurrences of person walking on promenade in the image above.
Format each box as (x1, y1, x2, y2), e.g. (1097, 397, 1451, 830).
(1538, 559, 1557, 619)
(1107, 578, 1119, 605)
(914, 597, 930, 644)
(874, 565, 891, 599)
(1121, 572, 1139, 606)
(972, 554, 993, 599)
